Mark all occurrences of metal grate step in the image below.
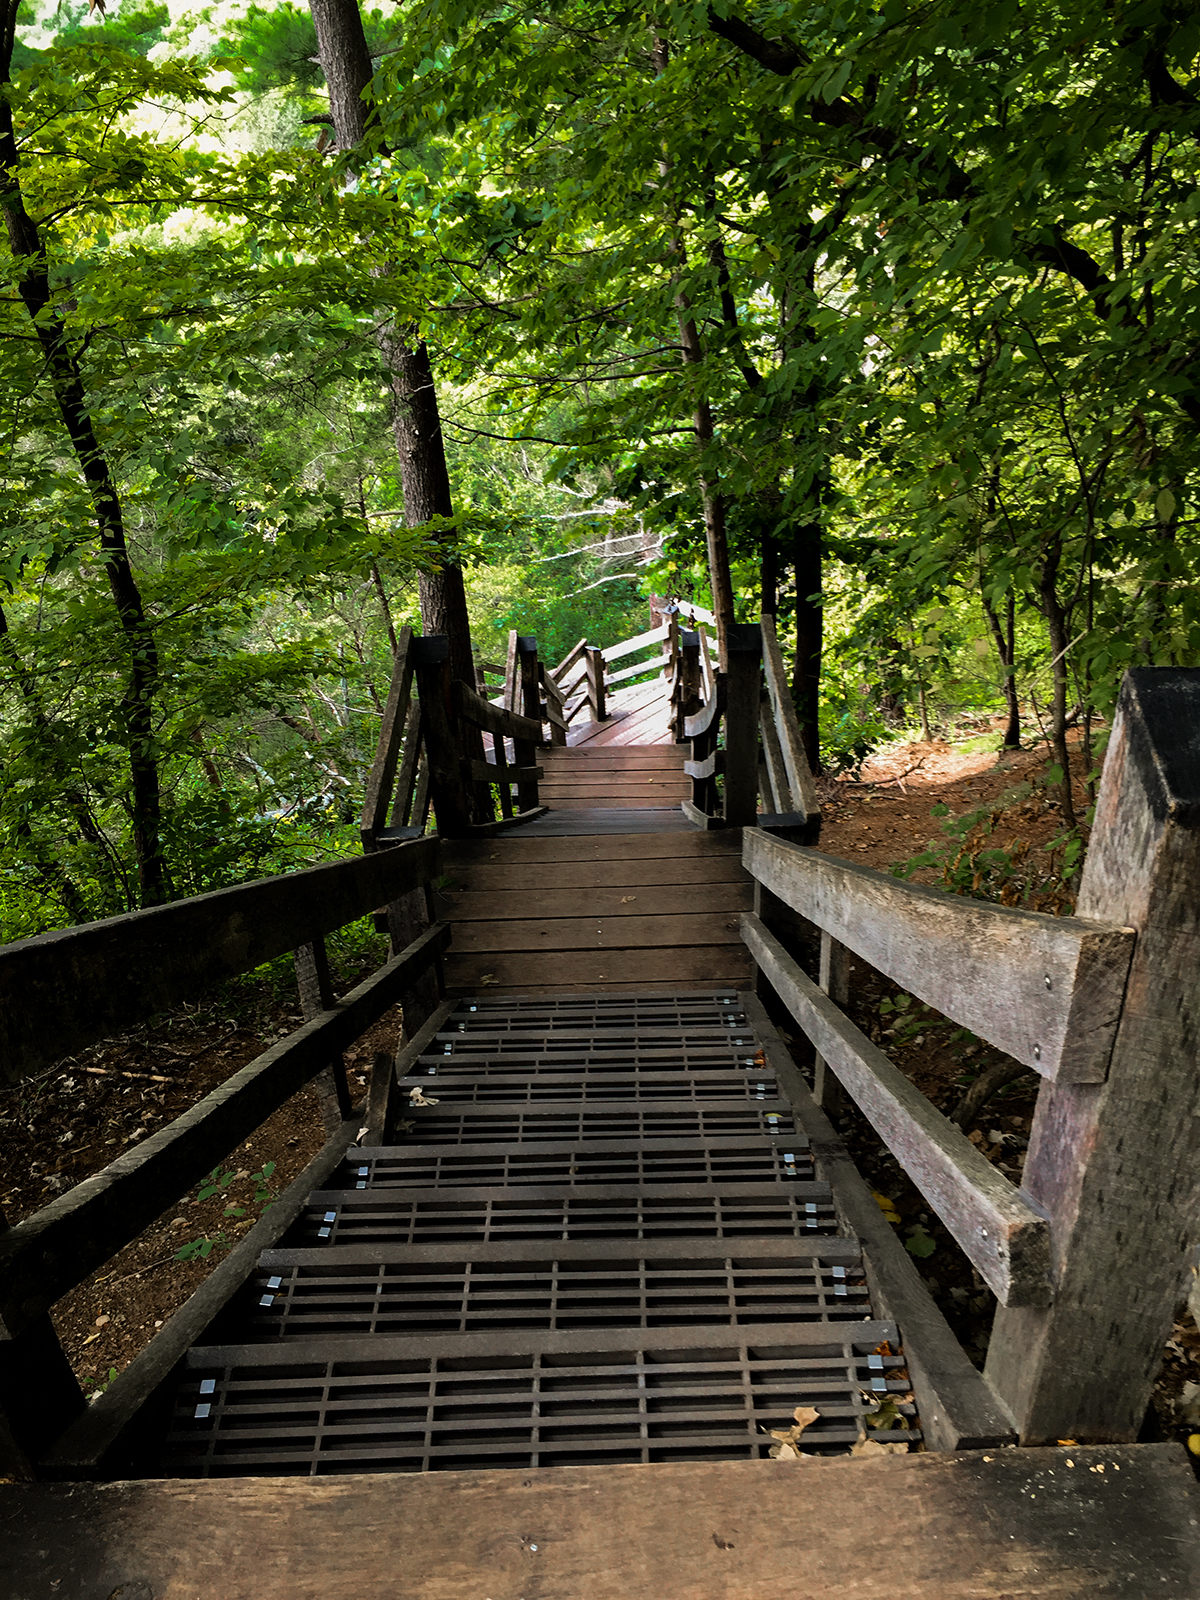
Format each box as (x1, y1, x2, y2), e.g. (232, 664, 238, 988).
(403, 1073, 780, 1105)
(165, 1325, 917, 1477)
(241, 1253, 873, 1341)
(400, 1103, 798, 1143)
(289, 1185, 839, 1247)
(333, 1136, 815, 1190)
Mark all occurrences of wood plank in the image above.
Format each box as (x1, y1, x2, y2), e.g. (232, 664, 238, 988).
(599, 622, 669, 662)
(464, 759, 543, 785)
(741, 913, 1051, 1307)
(0, 924, 451, 1336)
(440, 857, 751, 893)
(743, 830, 1137, 1085)
(540, 795, 689, 810)
(449, 912, 745, 952)
(8, 1446, 1200, 1598)
(739, 989, 1016, 1451)
(987, 666, 1200, 1443)
(442, 832, 741, 864)
(1, 835, 441, 1082)
(451, 679, 542, 743)
(761, 612, 821, 819)
(514, 811, 697, 837)
(39, 1113, 366, 1476)
(605, 655, 668, 686)
(359, 625, 414, 845)
(446, 946, 754, 989)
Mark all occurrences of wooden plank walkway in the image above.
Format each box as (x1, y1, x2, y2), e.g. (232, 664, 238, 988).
(440, 745, 753, 996)
(567, 675, 674, 746)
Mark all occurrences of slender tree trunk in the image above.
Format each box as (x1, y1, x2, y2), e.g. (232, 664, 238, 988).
(0, 32, 165, 906)
(307, 0, 475, 686)
(982, 590, 1022, 750)
(1039, 537, 1077, 827)
(791, 518, 822, 772)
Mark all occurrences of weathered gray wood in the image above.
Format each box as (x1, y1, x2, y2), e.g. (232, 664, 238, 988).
(504, 627, 520, 714)
(741, 913, 1051, 1306)
(0, 922, 451, 1337)
(683, 750, 722, 781)
(551, 634, 588, 683)
(451, 678, 543, 744)
(761, 613, 821, 820)
(540, 669, 565, 708)
(359, 625, 414, 847)
(11, 1443, 1200, 1598)
(1, 834, 440, 1083)
(599, 622, 669, 663)
(743, 829, 1136, 1085)
(739, 990, 1016, 1451)
(987, 668, 1200, 1443)
(680, 799, 725, 830)
(813, 930, 849, 1117)
(759, 691, 788, 811)
(39, 1116, 362, 1477)
(605, 654, 668, 687)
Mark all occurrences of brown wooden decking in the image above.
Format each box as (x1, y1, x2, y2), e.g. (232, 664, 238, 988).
(440, 744, 753, 995)
(567, 673, 674, 746)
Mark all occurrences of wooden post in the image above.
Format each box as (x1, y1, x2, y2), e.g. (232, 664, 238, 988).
(584, 645, 607, 722)
(985, 668, 1200, 1443)
(504, 628, 520, 716)
(723, 623, 761, 826)
(813, 930, 849, 1118)
(412, 636, 472, 837)
(388, 699, 423, 829)
(673, 631, 702, 742)
(293, 937, 352, 1135)
(359, 626, 413, 850)
(516, 637, 544, 809)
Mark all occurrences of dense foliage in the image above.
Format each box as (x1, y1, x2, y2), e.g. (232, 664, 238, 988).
(2, 0, 1196, 935)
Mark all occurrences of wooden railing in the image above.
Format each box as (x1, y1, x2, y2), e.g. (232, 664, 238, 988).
(739, 666, 1200, 1447)
(0, 831, 446, 1478)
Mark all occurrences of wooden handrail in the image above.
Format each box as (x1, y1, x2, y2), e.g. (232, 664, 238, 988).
(742, 915, 1051, 1307)
(0, 922, 450, 1339)
(0, 835, 441, 1083)
(760, 613, 820, 820)
(743, 830, 1136, 1085)
(452, 679, 543, 743)
(600, 622, 670, 664)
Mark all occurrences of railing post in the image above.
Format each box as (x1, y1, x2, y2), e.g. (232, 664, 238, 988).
(516, 637, 544, 809)
(723, 623, 761, 826)
(984, 668, 1200, 1443)
(294, 936, 353, 1134)
(673, 631, 702, 742)
(584, 645, 607, 722)
(359, 625, 414, 850)
(0, 1220, 86, 1478)
(813, 930, 849, 1117)
(412, 636, 473, 837)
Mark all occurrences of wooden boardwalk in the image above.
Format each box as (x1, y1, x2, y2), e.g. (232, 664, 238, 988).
(440, 744, 754, 996)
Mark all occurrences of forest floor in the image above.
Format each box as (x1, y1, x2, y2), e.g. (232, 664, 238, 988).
(4, 711, 1197, 1451)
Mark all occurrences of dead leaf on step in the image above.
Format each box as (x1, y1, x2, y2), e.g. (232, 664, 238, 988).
(850, 1435, 909, 1458)
(408, 1088, 440, 1107)
(478, 973, 499, 986)
(620, 896, 636, 904)
(861, 1395, 911, 1430)
(764, 1404, 820, 1457)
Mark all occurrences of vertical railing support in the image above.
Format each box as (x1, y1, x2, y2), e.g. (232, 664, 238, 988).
(584, 645, 607, 722)
(813, 931, 849, 1117)
(673, 631, 702, 742)
(516, 637, 545, 809)
(412, 636, 472, 837)
(723, 623, 761, 826)
(985, 668, 1200, 1443)
(294, 936, 353, 1133)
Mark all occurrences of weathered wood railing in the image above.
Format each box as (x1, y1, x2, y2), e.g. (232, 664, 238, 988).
(677, 613, 820, 836)
(0, 832, 447, 1478)
(740, 666, 1200, 1447)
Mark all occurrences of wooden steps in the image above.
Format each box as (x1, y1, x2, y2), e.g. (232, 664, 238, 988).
(567, 676, 674, 746)
(441, 763, 752, 993)
(9, 1444, 1199, 1599)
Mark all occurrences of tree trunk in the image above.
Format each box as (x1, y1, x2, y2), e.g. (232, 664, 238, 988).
(1039, 537, 1077, 827)
(791, 518, 822, 774)
(982, 590, 1021, 749)
(0, 37, 166, 908)
(307, 0, 475, 684)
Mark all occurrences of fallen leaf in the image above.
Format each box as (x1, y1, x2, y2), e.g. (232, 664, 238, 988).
(82, 1332, 101, 1346)
(619, 895, 636, 903)
(851, 1435, 909, 1457)
(872, 1191, 901, 1224)
(771, 1440, 805, 1461)
(478, 974, 499, 986)
(863, 1396, 910, 1431)
(408, 1088, 440, 1107)
(764, 1403, 821, 1457)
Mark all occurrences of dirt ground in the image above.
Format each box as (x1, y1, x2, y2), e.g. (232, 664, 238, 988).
(4, 710, 1196, 1454)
